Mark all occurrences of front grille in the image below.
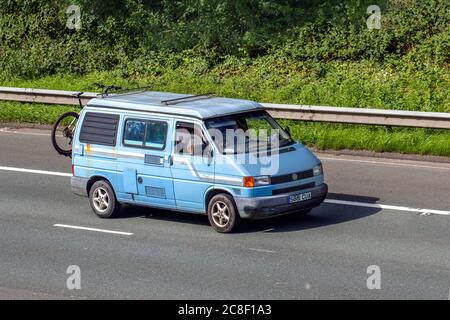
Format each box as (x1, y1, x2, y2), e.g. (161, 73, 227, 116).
(271, 169, 314, 185)
(272, 182, 315, 195)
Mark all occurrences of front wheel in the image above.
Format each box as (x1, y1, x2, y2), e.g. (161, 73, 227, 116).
(207, 194, 240, 233)
(51, 111, 79, 157)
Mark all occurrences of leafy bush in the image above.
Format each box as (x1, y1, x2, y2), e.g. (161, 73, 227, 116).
(0, 0, 448, 111)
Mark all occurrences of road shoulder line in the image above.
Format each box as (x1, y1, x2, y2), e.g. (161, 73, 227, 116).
(53, 224, 134, 236)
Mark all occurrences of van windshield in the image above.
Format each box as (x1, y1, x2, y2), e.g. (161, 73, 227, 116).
(204, 110, 293, 154)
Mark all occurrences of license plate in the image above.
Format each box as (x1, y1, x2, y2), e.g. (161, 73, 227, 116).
(288, 192, 312, 204)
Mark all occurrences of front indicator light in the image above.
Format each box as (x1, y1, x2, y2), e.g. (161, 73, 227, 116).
(243, 176, 255, 188)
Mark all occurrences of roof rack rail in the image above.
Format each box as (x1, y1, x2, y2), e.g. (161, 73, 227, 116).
(94, 83, 153, 98)
(161, 93, 214, 105)
(112, 85, 153, 96)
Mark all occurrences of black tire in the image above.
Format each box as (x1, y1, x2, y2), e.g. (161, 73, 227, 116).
(207, 194, 240, 233)
(89, 180, 120, 218)
(51, 111, 79, 157)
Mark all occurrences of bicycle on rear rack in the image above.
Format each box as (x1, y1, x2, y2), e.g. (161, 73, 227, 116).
(51, 84, 121, 157)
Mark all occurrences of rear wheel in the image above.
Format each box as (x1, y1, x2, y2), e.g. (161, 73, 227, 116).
(207, 194, 240, 233)
(51, 111, 79, 157)
(89, 180, 120, 218)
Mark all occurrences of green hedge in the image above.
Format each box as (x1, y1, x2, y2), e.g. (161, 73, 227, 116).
(0, 0, 448, 119)
(0, 0, 448, 76)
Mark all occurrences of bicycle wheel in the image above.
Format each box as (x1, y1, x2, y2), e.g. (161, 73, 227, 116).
(51, 112, 79, 157)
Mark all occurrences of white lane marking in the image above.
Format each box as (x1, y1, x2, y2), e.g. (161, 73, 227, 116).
(325, 199, 450, 216)
(0, 166, 71, 177)
(249, 248, 277, 253)
(1, 165, 449, 216)
(320, 156, 450, 171)
(53, 224, 133, 236)
(0, 128, 50, 136)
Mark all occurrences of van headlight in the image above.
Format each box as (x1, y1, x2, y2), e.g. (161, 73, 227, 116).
(243, 175, 271, 187)
(313, 163, 323, 176)
(254, 175, 271, 186)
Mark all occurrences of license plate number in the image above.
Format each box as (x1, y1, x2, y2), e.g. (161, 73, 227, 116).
(288, 192, 312, 204)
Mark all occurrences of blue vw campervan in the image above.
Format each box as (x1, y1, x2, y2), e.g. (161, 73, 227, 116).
(71, 91, 328, 233)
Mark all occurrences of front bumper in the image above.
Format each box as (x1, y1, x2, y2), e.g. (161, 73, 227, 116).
(235, 183, 328, 219)
(71, 176, 89, 197)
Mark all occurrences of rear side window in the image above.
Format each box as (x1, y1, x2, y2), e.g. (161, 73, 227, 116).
(123, 120, 145, 146)
(123, 119, 168, 150)
(79, 112, 120, 146)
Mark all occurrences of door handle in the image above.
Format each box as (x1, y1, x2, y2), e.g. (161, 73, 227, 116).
(167, 155, 173, 166)
(137, 176, 143, 184)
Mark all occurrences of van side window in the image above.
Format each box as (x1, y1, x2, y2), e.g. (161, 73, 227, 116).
(175, 122, 207, 156)
(79, 112, 120, 146)
(123, 119, 167, 150)
(145, 120, 168, 149)
(124, 120, 145, 146)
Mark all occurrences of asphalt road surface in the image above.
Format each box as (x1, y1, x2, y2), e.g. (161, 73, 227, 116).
(0, 127, 449, 300)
